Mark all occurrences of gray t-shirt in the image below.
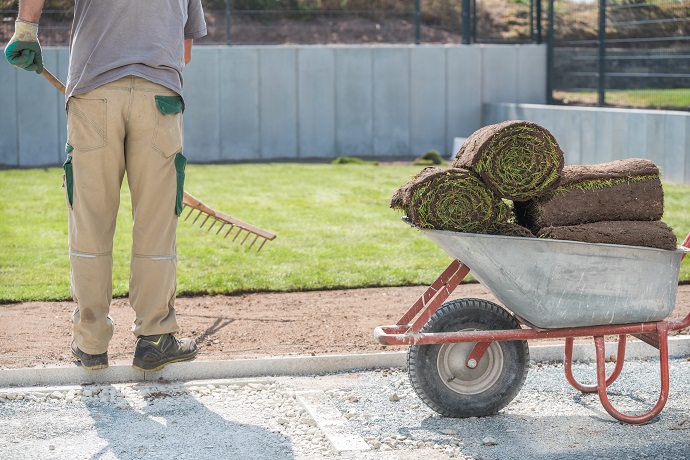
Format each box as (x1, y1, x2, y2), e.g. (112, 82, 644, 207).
(66, 0, 207, 99)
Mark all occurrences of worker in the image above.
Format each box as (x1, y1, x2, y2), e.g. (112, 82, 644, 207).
(4, 0, 207, 372)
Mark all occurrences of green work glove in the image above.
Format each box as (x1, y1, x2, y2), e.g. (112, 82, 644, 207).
(4, 20, 43, 74)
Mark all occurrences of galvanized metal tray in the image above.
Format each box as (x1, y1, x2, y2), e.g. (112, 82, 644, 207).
(421, 229, 688, 329)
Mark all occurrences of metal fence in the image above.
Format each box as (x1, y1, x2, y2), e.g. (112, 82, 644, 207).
(0, 0, 537, 46)
(11, 2, 690, 111)
(547, 0, 690, 111)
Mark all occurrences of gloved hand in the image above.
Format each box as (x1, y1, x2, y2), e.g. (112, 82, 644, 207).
(4, 20, 43, 73)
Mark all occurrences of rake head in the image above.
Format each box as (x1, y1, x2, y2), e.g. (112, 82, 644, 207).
(182, 191, 276, 251)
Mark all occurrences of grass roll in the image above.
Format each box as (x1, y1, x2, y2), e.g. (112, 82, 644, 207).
(452, 120, 564, 201)
(515, 159, 664, 232)
(391, 167, 511, 233)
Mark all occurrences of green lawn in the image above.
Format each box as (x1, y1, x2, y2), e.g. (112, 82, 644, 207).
(553, 88, 690, 110)
(1, 164, 690, 303)
(0, 163, 451, 302)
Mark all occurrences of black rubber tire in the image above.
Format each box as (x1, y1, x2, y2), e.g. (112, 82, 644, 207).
(407, 298, 529, 418)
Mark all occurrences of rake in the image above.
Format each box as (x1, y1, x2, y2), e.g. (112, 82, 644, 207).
(41, 68, 277, 251)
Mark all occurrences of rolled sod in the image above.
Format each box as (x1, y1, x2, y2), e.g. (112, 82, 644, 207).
(538, 220, 677, 251)
(515, 158, 664, 232)
(452, 120, 564, 201)
(390, 166, 511, 234)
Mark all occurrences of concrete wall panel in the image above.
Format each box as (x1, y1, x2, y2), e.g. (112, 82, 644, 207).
(482, 45, 517, 105)
(0, 64, 18, 166)
(372, 47, 410, 157)
(664, 114, 686, 183)
(516, 45, 547, 104)
(184, 48, 221, 162)
(644, 112, 666, 168)
(220, 47, 260, 161)
(298, 47, 336, 159)
(410, 46, 446, 157)
(259, 47, 298, 160)
(335, 48, 373, 156)
(446, 46, 482, 149)
(18, 49, 60, 167)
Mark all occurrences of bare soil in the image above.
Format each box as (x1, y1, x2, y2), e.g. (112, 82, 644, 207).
(2, 283, 690, 369)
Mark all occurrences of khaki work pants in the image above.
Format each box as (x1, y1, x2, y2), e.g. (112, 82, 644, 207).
(64, 76, 186, 355)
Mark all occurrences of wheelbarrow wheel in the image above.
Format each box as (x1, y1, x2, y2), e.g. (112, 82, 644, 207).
(407, 298, 529, 418)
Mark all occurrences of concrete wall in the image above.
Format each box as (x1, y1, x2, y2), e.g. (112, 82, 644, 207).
(0, 44, 547, 167)
(485, 102, 690, 184)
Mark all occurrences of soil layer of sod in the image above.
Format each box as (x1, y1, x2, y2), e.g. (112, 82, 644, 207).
(538, 220, 678, 251)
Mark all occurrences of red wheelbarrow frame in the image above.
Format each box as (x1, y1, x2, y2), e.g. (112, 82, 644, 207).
(374, 233, 690, 424)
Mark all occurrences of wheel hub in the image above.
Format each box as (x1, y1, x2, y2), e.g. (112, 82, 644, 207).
(437, 340, 504, 395)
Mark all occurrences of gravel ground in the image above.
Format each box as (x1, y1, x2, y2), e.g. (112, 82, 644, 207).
(1, 358, 690, 460)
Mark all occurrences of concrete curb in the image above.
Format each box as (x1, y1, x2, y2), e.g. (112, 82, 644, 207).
(2, 336, 690, 389)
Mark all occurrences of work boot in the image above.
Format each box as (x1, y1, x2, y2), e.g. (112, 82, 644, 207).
(71, 341, 109, 370)
(132, 333, 198, 372)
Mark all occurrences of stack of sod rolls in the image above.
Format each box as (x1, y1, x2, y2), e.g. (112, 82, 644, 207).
(390, 120, 564, 236)
(391, 119, 677, 251)
(514, 158, 677, 251)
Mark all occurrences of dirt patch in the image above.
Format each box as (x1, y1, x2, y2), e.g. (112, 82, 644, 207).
(1, 283, 689, 370)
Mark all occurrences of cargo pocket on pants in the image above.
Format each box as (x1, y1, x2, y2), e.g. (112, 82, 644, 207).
(67, 97, 107, 151)
(153, 95, 184, 158)
(175, 152, 187, 216)
(62, 144, 74, 209)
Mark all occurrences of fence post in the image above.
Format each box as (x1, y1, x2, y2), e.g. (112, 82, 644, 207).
(462, 0, 471, 44)
(415, 0, 421, 45)
(535, 0, 542, 44)
(597, 0, 606, 106)
(225, 0, 231, 45)
(471, 0, 477, 42)
(546, 0, 554, 104)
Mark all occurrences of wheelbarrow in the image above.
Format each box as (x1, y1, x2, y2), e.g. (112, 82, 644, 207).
(374, 224, 690, 424)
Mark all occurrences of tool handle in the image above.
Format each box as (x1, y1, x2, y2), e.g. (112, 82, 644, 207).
(42, 68, 66, 95)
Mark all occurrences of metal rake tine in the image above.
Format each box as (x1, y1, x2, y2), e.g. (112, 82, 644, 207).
(232, 228, 243, 242)
(184, 207, 196, 221)
(199, 214, 212, 228)
(215, 222, 227, 235)
(224, 224, 235, 238)
(256, 238, 268, 252)
(207, 218, 219, 232)
(248, 234, 260, 250)
(240, 232, 251, 245)
(192, 210, 205, 225)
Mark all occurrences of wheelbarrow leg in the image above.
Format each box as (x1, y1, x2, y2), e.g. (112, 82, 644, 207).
(564, 335, 627, 393)
(592, 326, 670, 424)
(396, 259, 470, 333)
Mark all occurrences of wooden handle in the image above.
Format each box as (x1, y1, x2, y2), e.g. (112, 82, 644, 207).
(42, 68, 66, 95)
